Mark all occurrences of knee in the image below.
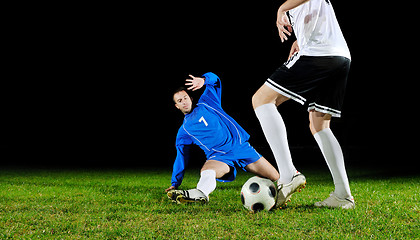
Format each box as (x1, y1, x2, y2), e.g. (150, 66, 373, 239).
(251, 92, 262, 109)
(202, 160, 230, 178)
(214, 165, 230, 179)
(252, 90, 283, 109)
(252, 85, 289, 109)
(309, 112, 331, 135)
(309, 122, 318, 135)
(309, 119, 324, 135)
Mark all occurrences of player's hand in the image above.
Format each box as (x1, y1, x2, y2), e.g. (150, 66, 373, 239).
(165, 186, 175, 192)
(276, 9, 292, 42)
(185, 74, 205, 91)
(288, 40, 299, 60)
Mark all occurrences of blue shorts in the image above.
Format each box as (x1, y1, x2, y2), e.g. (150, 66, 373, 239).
(208, 142, 262, 183)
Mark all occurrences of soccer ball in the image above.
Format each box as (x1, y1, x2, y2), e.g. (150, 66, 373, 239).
(240, 176, 277, 212)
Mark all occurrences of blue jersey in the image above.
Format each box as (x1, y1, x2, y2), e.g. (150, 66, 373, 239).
(171, 72, 251, 188)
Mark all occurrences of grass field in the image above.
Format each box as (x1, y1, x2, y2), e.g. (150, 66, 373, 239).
(0, 167, 418, 239)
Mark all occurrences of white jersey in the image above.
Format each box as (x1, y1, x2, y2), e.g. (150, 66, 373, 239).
(288, 0, 351, 60)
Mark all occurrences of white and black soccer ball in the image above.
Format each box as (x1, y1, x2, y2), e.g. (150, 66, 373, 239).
(241, 176, 277, 212)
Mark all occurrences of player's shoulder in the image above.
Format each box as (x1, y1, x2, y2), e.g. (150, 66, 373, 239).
(176, 124, 189, 140)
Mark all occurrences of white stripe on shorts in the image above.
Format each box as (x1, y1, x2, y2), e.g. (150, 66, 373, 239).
(307, 102, 341, 118)
(265, 79, 306, 105)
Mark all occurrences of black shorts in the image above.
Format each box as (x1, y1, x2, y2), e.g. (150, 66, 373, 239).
(265, 55, 350, 117)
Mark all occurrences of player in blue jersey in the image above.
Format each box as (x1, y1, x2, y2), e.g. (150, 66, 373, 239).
(166, 72, 281, 204)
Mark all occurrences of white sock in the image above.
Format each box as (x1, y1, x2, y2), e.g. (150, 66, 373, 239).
(196, 169, 216, 197)
(254, 103, 296, 184)
(313, 128, 352, 199)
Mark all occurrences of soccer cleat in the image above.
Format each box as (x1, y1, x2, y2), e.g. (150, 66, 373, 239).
(167, 189, 180, 203)
(314, 192, 355, 209)
(276, 171, 306, 209)
(167, 189, 208, 204)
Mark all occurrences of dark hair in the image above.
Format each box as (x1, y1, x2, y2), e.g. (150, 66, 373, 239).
(172, 86, 189, 103)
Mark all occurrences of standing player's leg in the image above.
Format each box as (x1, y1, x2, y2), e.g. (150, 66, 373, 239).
(252, 84, 297, 184)
(252, 85, 306, 208)
(309, 111, 354, 209)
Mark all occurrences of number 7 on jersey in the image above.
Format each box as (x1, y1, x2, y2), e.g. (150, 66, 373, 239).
(199, 116, 208, 126)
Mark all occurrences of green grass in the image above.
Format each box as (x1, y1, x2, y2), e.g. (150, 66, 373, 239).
(0, 168, 418, 239)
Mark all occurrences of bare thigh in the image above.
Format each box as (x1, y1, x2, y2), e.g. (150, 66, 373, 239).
(252, 84, 290, 109)
(201, 160, 230, 179)
(245, 157, 280, 181)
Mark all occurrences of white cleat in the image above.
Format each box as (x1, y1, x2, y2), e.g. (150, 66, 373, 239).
(314, 192, 355, 209)
(276, 171, 306, 209)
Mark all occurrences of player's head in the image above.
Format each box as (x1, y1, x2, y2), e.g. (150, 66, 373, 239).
(173, 87, 193, 115)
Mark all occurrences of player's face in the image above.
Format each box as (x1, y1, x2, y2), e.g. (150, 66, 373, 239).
(174, 91, 193, 114)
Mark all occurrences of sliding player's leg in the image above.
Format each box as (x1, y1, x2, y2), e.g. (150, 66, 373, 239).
(168, 160, 230, 204)
(244, 156, 279, 182)
(197, 160, 230, 197)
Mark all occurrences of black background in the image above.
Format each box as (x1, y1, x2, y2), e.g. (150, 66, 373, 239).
(2, 2, 411, 171)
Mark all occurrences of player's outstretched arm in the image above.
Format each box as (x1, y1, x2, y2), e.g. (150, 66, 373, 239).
(189, 72, 222, 107)
(185, 74, 205, 91)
